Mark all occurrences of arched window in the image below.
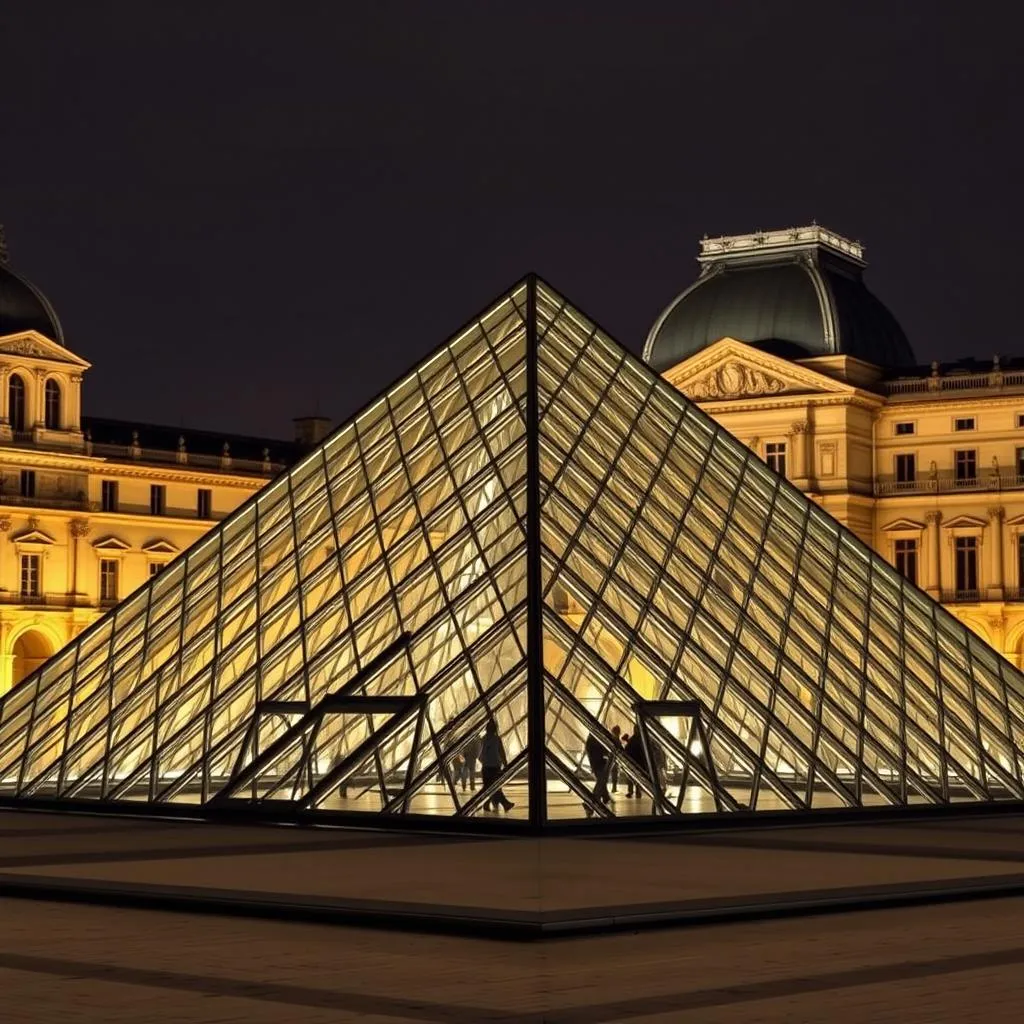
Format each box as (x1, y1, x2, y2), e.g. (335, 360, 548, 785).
(44, 379, 61, 430)
(8, 375, 25, 432)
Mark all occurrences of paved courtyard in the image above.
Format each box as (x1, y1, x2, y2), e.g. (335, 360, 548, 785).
(1, 810, 1024, 1020)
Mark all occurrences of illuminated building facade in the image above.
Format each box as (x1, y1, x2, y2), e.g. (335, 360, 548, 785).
(2, 277, 1023, 827)
(646, 226, 1024, 668)
(0, 230, 299, 695)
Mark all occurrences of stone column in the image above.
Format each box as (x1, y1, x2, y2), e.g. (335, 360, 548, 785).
(988, 507, 1005, 600)
(69, 518, 90, 598)
(790, 421, 810, 489)
(925, 511, 942, 598)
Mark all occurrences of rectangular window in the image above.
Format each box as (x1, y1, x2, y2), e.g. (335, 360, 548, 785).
(955, 536, 979, 596)
(894, 422, 915, 436)
(1017, 414, 1024, 428)
(894, 453, 916, 484)
(149, 562, 165, 578)
(19, 554, 40, 599)
(19, 470, 35, 498)
(894, 539, 917, 586)
(99, 558, 119, 602)
(954, 417, 976, 431)
(954, 449, 977, 482)
(150, 484, 166, 515)
(765, 442, 787, 477)
(197, 488, 212, 519)
(101, 480, 118, 513)
(1017, 448, 1024, 480)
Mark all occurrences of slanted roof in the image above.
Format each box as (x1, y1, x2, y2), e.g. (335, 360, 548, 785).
(0, 277, 1022, 829)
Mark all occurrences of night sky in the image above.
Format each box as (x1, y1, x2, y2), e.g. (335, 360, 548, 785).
(1, 2, 1021, 441)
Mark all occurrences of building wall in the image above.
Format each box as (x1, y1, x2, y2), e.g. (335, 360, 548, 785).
(0, 330, 281, 695)
(662, 343, 1024, 669)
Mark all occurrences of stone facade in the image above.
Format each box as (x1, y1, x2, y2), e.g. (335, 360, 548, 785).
(662, 339, 1024, 666)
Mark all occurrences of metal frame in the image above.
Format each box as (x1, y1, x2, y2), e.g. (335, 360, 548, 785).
(2, 277, 1024, 833)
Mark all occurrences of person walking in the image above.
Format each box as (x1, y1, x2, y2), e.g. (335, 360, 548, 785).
(609, 724, 623, 794)
(624, 730, 650, 799)
(480, 720, 514, 812)
(463, 732, 482, 792)
(583, 729, 611, 815)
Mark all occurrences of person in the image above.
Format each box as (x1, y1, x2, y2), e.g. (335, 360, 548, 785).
(583, 729, 611, 815)
(624, 731, 649, 799)
(463, 732, 482, 792)
(480, 720, 514, 812)
(451, 749, 466, 791)
(621, 733, 635, 797)
(609, 724, 623, 794)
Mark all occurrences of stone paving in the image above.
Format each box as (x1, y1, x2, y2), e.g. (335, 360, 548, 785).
(2, 891, 1023, 1021)
(2, 811, 1024, 924)
(0, 810, 1023, 1019)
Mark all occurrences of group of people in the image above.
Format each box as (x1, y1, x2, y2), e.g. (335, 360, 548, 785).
(583, 723, 664, 815)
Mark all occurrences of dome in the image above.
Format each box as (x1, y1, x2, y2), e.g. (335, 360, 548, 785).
(644, 226, 915, 373)
(0, 230, 64, 344)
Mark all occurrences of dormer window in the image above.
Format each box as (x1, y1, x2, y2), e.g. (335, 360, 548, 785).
(8, 374, 25, 432)
(44, 379, 61, 430)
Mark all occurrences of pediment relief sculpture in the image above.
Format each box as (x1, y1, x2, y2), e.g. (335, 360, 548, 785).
(0, 338, 51, 358)
(685, 360, 788, 400)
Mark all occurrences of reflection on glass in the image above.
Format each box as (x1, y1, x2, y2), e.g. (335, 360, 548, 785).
(1, 280, 1023, 824)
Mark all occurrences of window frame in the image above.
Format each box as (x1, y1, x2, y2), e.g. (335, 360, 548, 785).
(954, 448, 977, 482)
(196, 487, 212, 519)
(954, 416, 976, 432)
(894, 453, 916, 485)
(19, 553, 41, 599)
(43, 378, 61, 431)
(99, 557, 120, 603)
(8, 374, 26, 433)
(150, 484, 166, 516)
(893, 538, 918, 586)
(101, 479, 119, 513)
(894, 421, 915, 436)
(764, 441, 787, 477)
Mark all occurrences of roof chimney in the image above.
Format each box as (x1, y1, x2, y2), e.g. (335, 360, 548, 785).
(293, 416, 332, 447)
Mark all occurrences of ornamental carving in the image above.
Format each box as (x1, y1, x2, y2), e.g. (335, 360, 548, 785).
(686, 361, 787, 400)
(0, 338, 50, 357)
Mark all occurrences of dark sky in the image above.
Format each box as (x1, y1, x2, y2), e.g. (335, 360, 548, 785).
(1, 2, 1021, 441)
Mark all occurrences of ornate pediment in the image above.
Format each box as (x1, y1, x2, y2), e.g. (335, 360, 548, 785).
(685, 360, 788, 400)
(142, 538, 179, 555)
(0, 330, 91, 369)
(661, 338, 857, 401)
(92, 535, 131, 552)
(882, 518, 927, 532)
(11, 527, 55, 546)
(943, 515, 987, 530)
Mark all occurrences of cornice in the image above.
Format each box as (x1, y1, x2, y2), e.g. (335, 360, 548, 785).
(0, 447, 271, 487)
(696, 393, 881, 414)
(881, 393, 1024, 413)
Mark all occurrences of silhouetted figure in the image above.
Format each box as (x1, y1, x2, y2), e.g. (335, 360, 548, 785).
(624, 731, 650, 799)
(583, 729, 611, 815)
(609, 724, 623, 793)
(463, 733, 482, 792)
(621, 733, 635, 797)
(451, 749, 467, 791)
(480, 720, 514, 812)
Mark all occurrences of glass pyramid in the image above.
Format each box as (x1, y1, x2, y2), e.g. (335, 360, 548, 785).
(2, 276, 1024, 828)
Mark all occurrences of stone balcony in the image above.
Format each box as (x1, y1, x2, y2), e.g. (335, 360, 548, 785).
(875, 472, 1024, 497)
